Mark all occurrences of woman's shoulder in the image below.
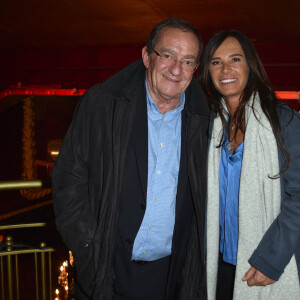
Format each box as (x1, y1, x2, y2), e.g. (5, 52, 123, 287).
(276, 102, 300, 130)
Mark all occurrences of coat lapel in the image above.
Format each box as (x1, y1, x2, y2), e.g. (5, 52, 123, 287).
(175, 110, 188, 220)
(132, 85, 148, 201)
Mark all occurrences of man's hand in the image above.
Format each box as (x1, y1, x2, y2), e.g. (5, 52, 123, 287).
(242, 266, 276, 286)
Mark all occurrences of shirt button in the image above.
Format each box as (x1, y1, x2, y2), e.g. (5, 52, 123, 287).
(149, 226, 153, 230)
(157, 170, 161, 175)
(154, 198, 158, 202)
(162, 118, 166, 122)
(143, 251, 147, 254)
(160, 142, 164, 147)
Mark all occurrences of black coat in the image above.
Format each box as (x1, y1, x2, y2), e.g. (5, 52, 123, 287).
(52, 59, 210, 299)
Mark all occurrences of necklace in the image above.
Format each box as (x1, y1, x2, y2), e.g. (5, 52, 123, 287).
(228, 122, 236, 150)
(227, 125, 236, 151)
(226, 142, 234, 151)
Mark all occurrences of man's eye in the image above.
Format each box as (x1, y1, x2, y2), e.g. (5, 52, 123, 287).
(162, 54, 171, 59)
(183, 60, 193, 66)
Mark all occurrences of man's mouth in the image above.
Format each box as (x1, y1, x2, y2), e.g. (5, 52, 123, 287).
(163, 74, 180, 83)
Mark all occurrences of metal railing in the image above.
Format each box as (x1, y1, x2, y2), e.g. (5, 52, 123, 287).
(0, 223, 55, 300)
(0, 180, 49, 191)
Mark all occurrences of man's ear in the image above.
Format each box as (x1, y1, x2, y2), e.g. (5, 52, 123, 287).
(142, 46, 150, 68)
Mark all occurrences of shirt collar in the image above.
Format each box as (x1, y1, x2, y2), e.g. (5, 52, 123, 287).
(145, 80, 185, 115)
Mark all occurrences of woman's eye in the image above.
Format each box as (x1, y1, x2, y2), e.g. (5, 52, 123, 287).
(232, 57, 240, 62)
(211, 61, 220, 65)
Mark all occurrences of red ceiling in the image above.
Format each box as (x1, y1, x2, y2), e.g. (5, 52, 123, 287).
(1, 0, 300, 49)
(0, 0, 299, 92)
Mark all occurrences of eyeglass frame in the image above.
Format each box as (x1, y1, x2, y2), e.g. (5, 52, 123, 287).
(151, 48, 198, 72)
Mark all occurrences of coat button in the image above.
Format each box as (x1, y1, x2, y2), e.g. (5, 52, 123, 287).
(126, 238, 132, 245)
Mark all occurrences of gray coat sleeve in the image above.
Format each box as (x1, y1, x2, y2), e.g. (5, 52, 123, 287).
(248, 105, 300, 281)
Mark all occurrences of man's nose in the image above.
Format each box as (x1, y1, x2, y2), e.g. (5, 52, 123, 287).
(169, 60, 182, 76)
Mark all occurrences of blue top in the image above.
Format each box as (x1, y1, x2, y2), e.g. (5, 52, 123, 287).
(132, 81, 185, 261)
(219, 138, 244, 265)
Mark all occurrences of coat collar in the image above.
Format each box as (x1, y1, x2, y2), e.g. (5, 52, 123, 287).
(101, 58, 210, 117)
(101, 59, 210, 204)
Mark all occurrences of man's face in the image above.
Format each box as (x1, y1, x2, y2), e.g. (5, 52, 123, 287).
(142, 27, 199, 105)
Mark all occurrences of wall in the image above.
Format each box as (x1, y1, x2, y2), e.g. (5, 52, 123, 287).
(1, 43, 299, 92)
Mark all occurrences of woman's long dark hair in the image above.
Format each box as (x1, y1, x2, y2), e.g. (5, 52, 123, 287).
(199, 30, 290, 175)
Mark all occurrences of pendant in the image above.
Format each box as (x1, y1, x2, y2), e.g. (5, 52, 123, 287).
(226, 142, 234, 151)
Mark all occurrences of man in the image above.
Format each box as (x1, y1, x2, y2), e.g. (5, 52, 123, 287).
(52, 18, 209, 300)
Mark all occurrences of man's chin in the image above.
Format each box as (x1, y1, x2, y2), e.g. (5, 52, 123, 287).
(161, 91, 183, 102)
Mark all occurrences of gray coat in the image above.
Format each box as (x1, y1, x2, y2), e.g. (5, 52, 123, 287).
(249, 104, 300, 281)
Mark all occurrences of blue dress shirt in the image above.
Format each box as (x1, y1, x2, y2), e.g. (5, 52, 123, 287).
(219, 138, 244, 265)
(132, 82, 185, 261)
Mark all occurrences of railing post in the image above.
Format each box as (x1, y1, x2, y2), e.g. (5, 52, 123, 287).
(15, 255, 20, 300)
(40, 242, 46, 300)
(48, 252, 52, 300)
(1, 256, 4, 300)
(5, 236, 13, 300)
(35, 252, 39, 300)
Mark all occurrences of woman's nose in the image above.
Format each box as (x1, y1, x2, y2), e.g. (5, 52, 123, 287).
(220, 63, 232, 74)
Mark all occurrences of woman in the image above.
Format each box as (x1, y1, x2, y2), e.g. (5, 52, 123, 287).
(199, 30, 300, 299)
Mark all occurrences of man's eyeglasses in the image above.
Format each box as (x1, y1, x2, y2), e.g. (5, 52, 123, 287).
(152, 48, 198, 72)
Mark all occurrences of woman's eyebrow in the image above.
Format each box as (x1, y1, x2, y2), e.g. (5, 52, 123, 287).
(228, 53, 244, 58)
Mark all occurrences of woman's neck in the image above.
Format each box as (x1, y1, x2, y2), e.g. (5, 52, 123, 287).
(224, 96, 240, 116)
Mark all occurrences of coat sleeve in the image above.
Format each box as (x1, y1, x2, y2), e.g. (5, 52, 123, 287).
(249, 107, 300, 281)
(52, 89, 97, 259)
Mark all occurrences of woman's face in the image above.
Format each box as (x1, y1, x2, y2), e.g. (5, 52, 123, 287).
(209, 37, 250, 104)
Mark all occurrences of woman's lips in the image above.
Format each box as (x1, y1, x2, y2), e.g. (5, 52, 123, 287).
(220, 78, 237, 84)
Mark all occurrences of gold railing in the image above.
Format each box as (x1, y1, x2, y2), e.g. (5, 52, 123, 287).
(0, 223, 55, 300)
(0, 180, 49, 191)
